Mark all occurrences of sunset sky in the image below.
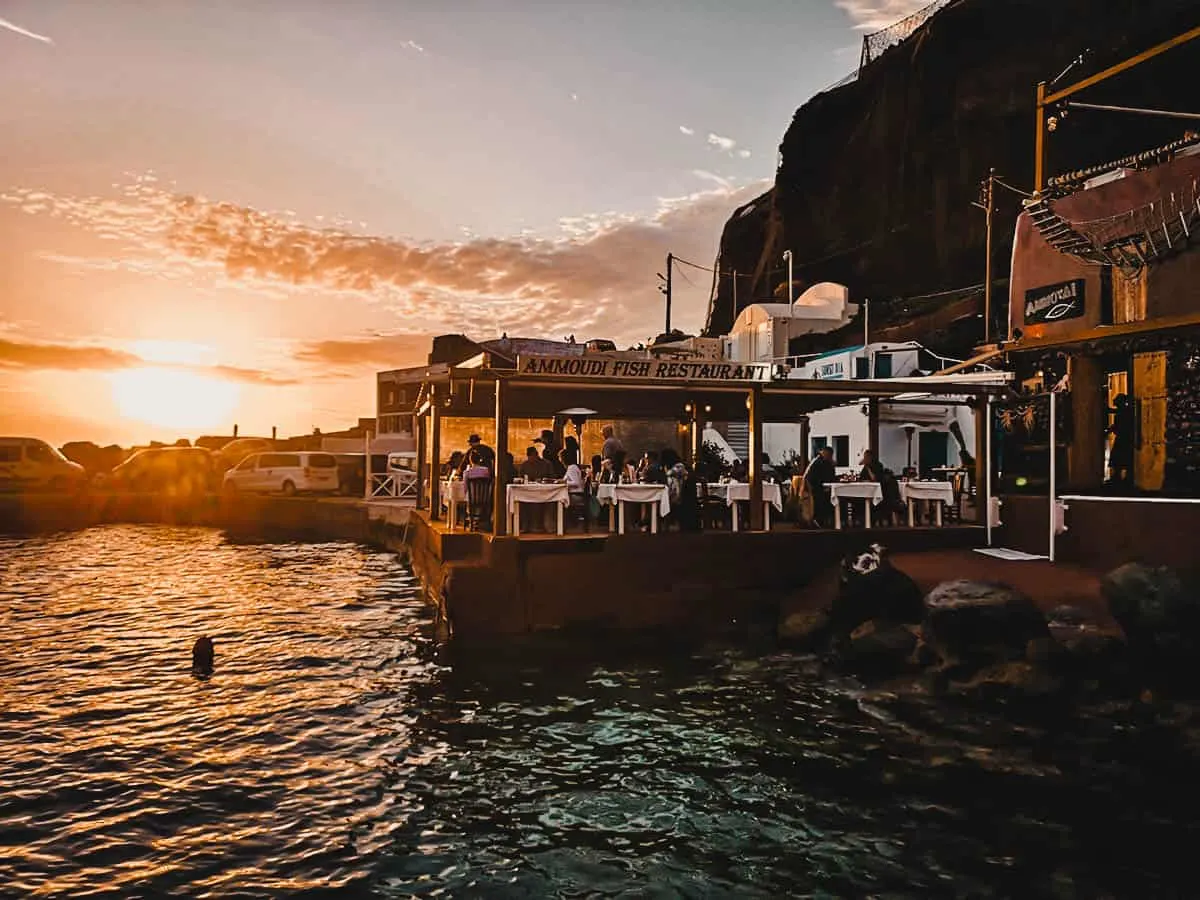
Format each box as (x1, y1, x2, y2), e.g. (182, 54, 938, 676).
(1, 0, 920, 446)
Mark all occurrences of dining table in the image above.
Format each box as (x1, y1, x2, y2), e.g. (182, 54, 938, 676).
(594, 482, 671, 534)
(899, 480, 956, 527)
(826, 482, 883, 529)
(506, 482, 570, 536)
(705, 482, 784, 531)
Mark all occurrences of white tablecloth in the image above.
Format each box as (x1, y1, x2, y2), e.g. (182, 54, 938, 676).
(506, 482, 569, 515)
(720, 482, 783, 512)
(900, 481, 955, 505)
(595, 483, 671, 517)
(828, 482, 884, 505)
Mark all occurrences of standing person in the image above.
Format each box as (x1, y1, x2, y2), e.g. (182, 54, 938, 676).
(1107, 394, 1134, 487)
(460, 434, 495, 531)
(537, 430, 565, 476)
(804, 446, 836, 527)
(661, 449, 697, 531)
(601, 425, 624, 463)
(517, 446, 553, 532)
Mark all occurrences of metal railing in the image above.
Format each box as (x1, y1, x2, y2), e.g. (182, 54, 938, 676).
(369, 471, 417, 499)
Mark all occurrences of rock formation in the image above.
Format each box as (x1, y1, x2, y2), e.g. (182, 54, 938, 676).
(706, 0, 1200, 344)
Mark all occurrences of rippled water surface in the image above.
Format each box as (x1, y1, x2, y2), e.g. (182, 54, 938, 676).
(2, 526, 1199, 898)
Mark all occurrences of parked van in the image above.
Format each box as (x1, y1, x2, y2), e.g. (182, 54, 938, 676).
(222, 451, 339, 495)
(0, 437, 87, 492)
(102, 446, 218, 494)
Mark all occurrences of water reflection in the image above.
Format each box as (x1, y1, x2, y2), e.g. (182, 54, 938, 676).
(0, 526, 1197, 897)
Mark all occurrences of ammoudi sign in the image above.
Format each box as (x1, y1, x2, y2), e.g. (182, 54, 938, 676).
(516, 355, 774, 383)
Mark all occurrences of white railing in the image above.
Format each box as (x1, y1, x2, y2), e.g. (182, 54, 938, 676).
(369, 471, 417, 499)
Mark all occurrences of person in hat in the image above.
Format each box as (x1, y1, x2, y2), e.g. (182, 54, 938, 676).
(459, 434, 496, 530)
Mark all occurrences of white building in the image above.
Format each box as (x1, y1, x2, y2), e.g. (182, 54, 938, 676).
(724, 282, 860, 364)
(719, 286, 985, 474)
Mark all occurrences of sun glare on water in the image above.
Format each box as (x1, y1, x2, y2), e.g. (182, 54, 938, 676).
(109, 341, 240, 432)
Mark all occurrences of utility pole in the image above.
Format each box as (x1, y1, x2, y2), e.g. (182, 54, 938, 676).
(863, 298, 869, 347)
(732, 269, 738, 315)
(783, 249, 794, 304)
(657, 253, 673, 333)
(972, 168, 996, 343)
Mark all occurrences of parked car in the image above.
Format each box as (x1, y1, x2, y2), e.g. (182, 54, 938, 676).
(222, 451, 340, 496)
(101, 447, 218, 494)
(0, 437, 88, 492)
(216, 437, 275, 471)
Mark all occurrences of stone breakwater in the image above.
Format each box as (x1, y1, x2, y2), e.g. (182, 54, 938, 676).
(0, 492, 395, 546)
(781, 543, 1200, 706)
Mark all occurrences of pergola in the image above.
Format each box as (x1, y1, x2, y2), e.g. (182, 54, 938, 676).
(413, 360, 1009, 536)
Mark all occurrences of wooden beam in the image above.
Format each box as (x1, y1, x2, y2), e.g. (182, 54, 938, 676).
(416, 411, 427, 509)
(748, 386, 764, 531)
(1006, 310, 1200, 353)
(1035, 81, 1047, 193)
(429, 385, 442, 520)
(494, 378, 509, 536)
(1044, 26, 1200, 105)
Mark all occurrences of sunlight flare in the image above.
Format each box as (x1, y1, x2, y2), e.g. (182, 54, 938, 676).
(109, 367, 239, 432)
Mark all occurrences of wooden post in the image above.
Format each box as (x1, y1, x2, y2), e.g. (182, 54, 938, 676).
(494, 378, 509, 536)
(1068, 355, 1105, 491)
(748, 386, 764, 531)
(429, 385, 442, 521)
(1034, 81, 1047, 193)
(416, 411, 427, 510)
(867, 398, 881, 456)
(690, 399, 706, 467)
(973, 399, 988, 529)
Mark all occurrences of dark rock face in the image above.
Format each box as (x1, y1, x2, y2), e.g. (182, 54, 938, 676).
(921, 580, 1050, 668)
(706, 0, 1199, 338)
(839, 620, 920, 677)
(1101, 563, 1200, 679)
(831, 543, 925, 635)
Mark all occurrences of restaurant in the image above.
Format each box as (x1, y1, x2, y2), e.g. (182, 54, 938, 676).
(397, 342, 1009, 636)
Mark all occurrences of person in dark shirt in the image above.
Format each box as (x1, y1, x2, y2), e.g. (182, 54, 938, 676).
(639, 450, 667, 485)
(804, 447, 836, 527)
(859, 449, 885, 483)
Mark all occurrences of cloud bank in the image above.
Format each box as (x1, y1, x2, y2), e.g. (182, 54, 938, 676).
(834, 0, 931, 31)
(0, 337, 298, 385)
(4, 175, 768, 352)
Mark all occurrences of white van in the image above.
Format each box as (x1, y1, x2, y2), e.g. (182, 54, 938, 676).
(222, 451, 339, 496)
(0, 437, 87, 492)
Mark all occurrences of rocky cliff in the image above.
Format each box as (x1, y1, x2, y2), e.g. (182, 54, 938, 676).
(706, 0, 1199, 345)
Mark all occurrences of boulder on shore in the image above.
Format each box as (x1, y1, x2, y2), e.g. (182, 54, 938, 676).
(834, 619, 919, 677)
(921, 580, 1050, 669)
(1101, 562, 1200, 682)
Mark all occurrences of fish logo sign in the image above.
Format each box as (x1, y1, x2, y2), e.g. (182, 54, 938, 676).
(1024, 279, 1085, 325)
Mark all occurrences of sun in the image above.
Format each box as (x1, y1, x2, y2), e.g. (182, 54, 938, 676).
(109, 367, 240, 433)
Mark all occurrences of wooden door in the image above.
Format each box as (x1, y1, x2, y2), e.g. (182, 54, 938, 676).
(1133, 351, 1167, 491)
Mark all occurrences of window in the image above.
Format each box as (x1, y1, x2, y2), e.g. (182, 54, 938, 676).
(236, 455, 257, 471)
(874, 353, 893, 378)
(259, 453, 300, 468)
(832, 436, 850, 467)
(26, 443, 54, 463)
(854, 357, 870, 379)
(0, 446, 20, 463)
(811, 436, 828, 458)
(306, 454, 337, 468)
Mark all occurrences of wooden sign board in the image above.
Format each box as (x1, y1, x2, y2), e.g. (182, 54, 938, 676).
(517, 354, 773, 383)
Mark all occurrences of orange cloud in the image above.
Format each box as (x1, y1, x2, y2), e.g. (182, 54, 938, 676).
(0, 336, 298, 385)
(293, 333, 434, 371)
(4, 175, 768, 346)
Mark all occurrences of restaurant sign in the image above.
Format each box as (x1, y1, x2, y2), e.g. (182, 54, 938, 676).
(517, 355, 773, 383)
(1024, 279, 1085, 324)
